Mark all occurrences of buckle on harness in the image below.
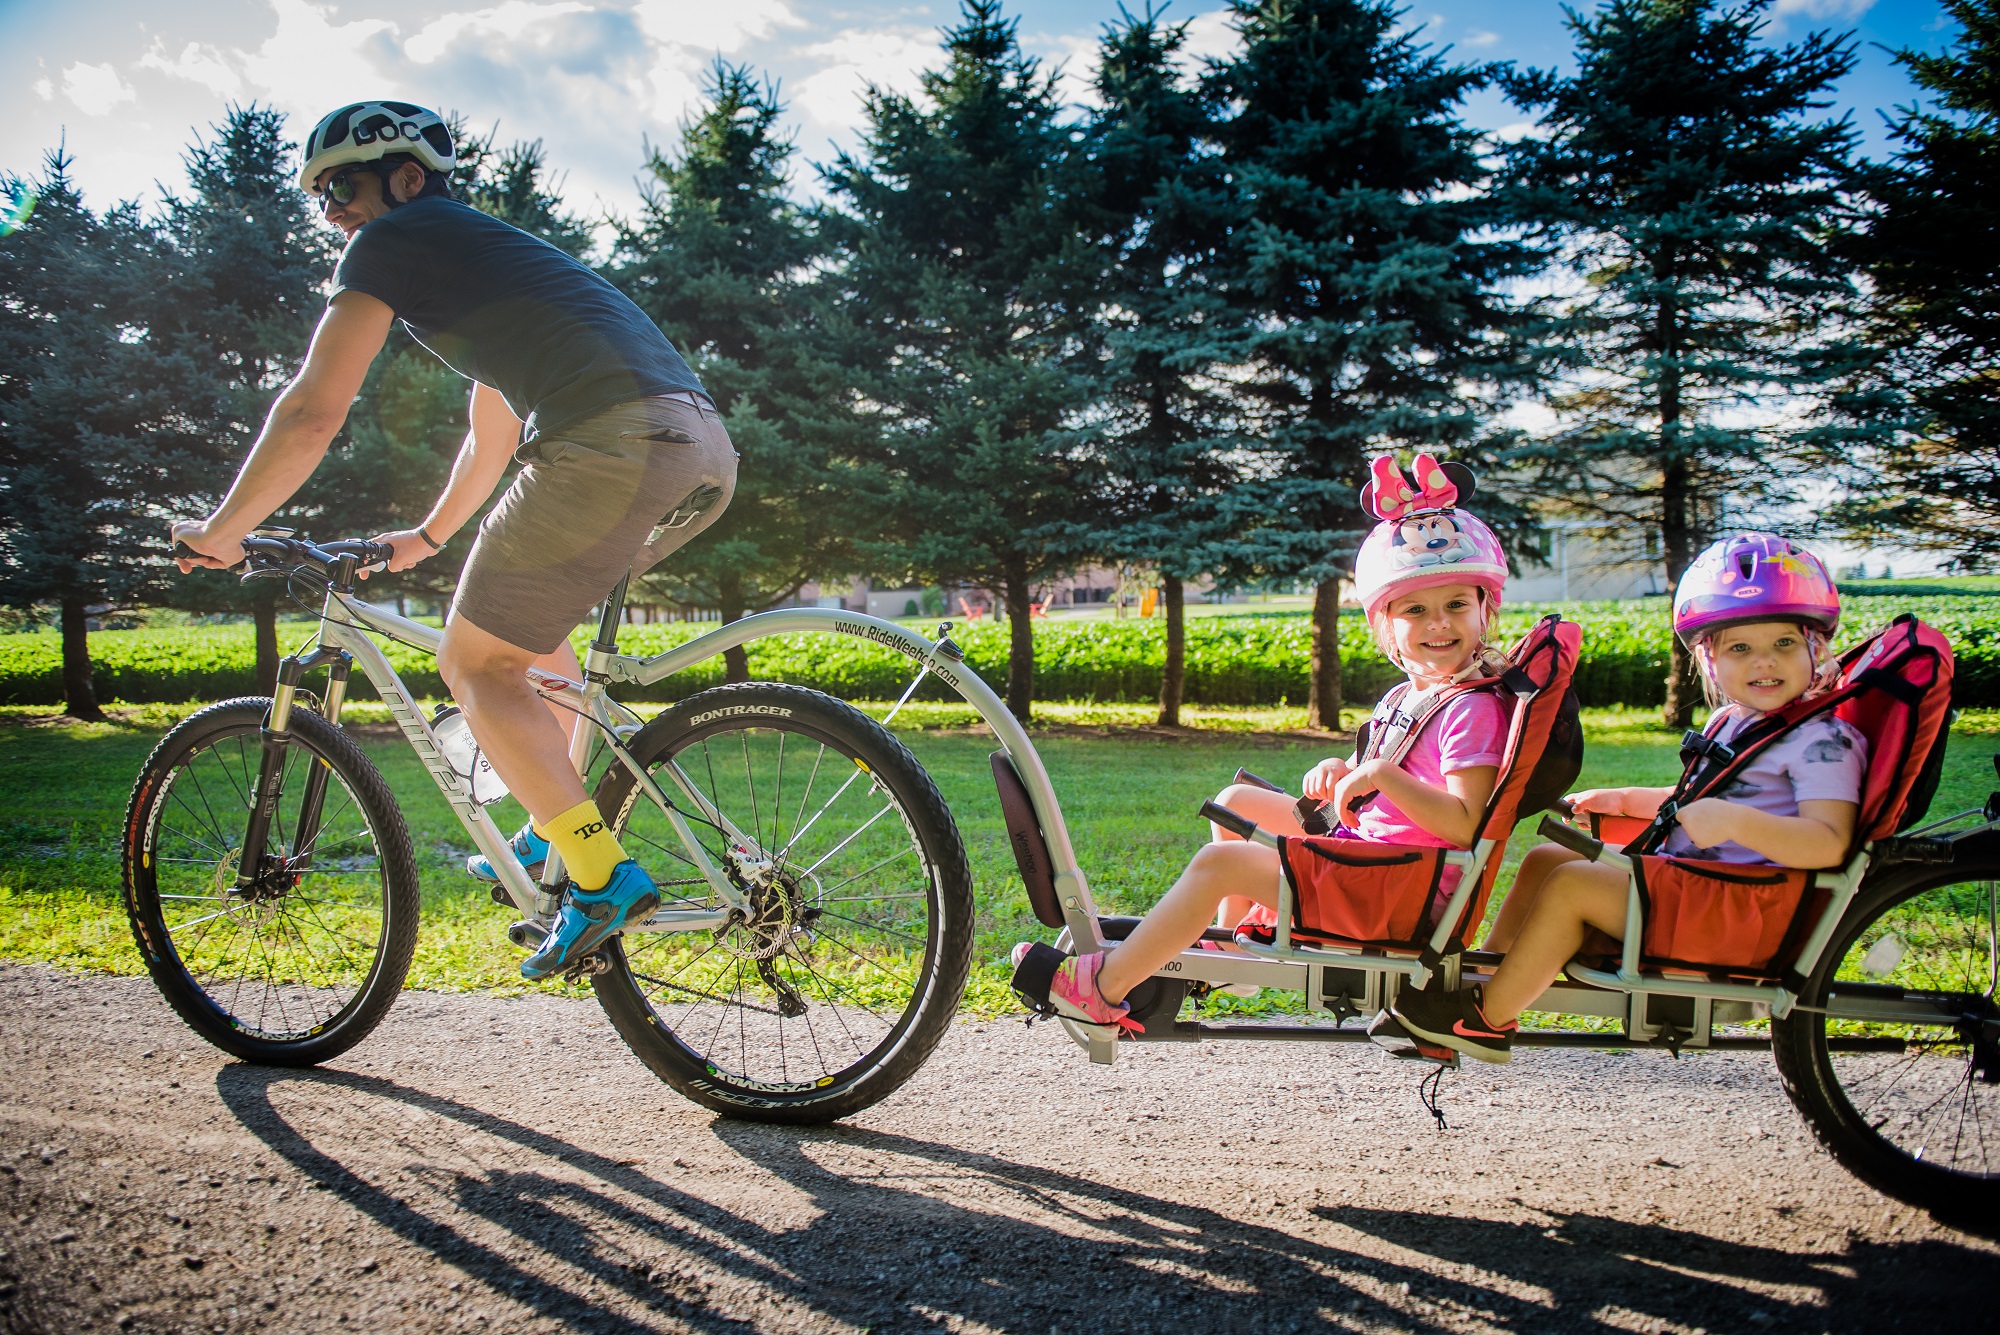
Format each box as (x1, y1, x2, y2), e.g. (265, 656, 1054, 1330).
(1678, 730, 1735, 767)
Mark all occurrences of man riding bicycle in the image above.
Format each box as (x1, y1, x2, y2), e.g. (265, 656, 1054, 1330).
(171, 100, 736, 979)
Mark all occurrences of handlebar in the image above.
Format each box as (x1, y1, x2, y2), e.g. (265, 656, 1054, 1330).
(1201, 800, 1261, 841)
(1537, 814, 1605, 862)
(173, 534, 393, 581)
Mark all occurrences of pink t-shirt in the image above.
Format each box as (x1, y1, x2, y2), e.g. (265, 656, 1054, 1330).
(1351, 687, 1509, 846)
(1663, 707, 1868, 865)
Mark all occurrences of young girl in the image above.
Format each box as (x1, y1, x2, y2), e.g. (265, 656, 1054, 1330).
(1011, 453, 1513, 1033)
(1392, 532, 1865, 1063)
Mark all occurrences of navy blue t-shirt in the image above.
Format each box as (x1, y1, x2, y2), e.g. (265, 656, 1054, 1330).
(329, 197, 704, 442)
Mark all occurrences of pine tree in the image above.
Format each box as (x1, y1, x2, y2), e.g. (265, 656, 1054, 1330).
(454, 130, 595, 258)
(1208, 0, 1532, 729)
(822, 0, 1102, 721)
(1833, 0, 2000, 565)
(0, 151, 168, 717)
(1502, 0, 1864, 725)
(609, 63, 856, 681)
(146, 105, 340, 689)
(1079, 8, 1243, 726)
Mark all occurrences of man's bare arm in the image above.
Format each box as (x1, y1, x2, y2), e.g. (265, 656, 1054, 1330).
(370, 381, 524, 573)
(172, 291, 394, 568)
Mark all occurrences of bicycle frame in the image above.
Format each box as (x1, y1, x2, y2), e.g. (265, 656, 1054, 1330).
(268, 579, 1987, 1064)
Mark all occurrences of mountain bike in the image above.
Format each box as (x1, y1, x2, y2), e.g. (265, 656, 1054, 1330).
(125, 532, 1003, 1122)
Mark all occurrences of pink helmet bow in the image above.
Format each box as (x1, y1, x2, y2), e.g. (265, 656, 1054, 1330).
(1363, 453, 1459, 521)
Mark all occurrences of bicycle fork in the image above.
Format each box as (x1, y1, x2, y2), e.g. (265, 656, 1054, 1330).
(235, 649, 353, 893)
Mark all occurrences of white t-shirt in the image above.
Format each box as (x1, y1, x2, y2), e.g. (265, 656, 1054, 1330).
(1663, 707, 1868, 865)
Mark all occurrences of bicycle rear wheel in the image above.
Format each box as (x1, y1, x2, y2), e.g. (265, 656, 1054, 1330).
(589, 683, 974, 1122)
(121, 698, 420, 1065)
(1772, 852, 2000, 1220)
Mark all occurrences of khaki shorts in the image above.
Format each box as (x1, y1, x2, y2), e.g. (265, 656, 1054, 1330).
(452, 395, 737, 654)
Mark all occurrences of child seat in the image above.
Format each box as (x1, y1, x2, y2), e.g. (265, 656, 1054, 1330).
(1249, 615, 1583, 951)
(1616, 614, 1955, 976)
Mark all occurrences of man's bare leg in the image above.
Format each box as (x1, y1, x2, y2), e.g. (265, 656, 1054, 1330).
(438, 616, 589, 825)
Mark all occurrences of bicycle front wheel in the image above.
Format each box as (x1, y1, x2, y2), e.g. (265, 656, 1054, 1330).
(590, 683, 974, 1122)
(121, 698, 420, 1065)
(1772, 852, 2000, 1219)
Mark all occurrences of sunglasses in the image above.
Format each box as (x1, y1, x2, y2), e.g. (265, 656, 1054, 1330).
(316, 165, 371, 210)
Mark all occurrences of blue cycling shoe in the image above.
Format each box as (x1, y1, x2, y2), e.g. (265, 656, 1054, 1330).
(467, 823, 549, 882)
(520, 860, 660, 979)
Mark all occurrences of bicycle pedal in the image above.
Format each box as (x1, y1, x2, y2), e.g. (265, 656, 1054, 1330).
(560, 953, 610, 984)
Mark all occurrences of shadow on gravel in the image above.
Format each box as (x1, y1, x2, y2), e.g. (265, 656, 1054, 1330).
(211, 1063, 1990, 1335)
(1322, 1204, 1992, 1333)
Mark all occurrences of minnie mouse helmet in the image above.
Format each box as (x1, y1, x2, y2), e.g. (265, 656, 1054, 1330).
(1352, 453, 1509, 620)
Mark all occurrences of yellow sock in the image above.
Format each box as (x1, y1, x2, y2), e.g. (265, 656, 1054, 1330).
(543, 799, 625, 891)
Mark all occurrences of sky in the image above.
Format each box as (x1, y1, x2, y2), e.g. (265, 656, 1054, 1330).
(0, 0, 1971, 226)
(1, 0, 1967, 573)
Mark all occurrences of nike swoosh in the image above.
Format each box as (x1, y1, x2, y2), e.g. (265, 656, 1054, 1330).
(1453, 1019, 1496, 1039)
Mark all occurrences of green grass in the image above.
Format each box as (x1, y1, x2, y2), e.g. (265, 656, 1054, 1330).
(4, 699, 1996, 1018)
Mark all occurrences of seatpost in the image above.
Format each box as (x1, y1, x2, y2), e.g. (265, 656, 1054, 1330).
(584, 573, 631, 681)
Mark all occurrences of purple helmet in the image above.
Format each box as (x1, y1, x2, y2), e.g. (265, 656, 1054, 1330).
(1673, 533, 1840, 642)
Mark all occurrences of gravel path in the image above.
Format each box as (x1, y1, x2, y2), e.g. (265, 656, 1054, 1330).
(1, 962, 1994, 1335)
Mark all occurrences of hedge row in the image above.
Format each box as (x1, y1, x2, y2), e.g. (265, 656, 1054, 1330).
(2, 595, 1994, 708)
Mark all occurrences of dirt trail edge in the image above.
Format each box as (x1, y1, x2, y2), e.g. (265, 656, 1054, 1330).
(1, 963, 1993, 1334)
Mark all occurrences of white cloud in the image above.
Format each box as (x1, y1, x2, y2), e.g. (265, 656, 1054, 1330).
(405, 2, 593, 64)
(61, 62, 135, 117)
(1175, 8, 1239, 74)
(1464, 29, 1500, 48)
(139, 41, 246, 100)
(629, 0, 800, 54)
(33, 79, 52, 101)
(791, 27, 934, 129)
(1773, 0, 1876, 17)
(236, 0, 396, 119)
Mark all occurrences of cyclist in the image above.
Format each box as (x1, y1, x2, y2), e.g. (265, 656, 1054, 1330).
(169, 101, 737, 979)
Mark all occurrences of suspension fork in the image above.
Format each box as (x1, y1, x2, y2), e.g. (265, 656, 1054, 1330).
(286, 653, 353, 875)
(238, 647, 353, 889)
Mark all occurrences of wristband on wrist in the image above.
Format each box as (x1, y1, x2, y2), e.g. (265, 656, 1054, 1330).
(416, 525, 443, 551)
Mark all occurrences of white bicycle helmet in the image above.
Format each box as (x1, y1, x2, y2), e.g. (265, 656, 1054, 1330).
(298, 101, 456, 192)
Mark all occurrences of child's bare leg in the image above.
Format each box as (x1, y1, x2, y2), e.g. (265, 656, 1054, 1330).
(1481, 844, 1583, 953)
(1208, 784, 1304, 929)
(1096, 842, 1279, 1004)
(1480, 860, 1629, 1025)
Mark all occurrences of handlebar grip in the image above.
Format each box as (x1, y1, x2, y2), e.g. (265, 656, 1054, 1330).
(172, 541, 198, 558)
(1201, 800, 1261, 842)
(1537, 814, 1604, 862)
(1232, 768, 1285, 794)
(1550, 795, 1575, 819)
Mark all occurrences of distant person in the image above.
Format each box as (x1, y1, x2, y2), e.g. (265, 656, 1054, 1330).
(170, 100, 736, 979)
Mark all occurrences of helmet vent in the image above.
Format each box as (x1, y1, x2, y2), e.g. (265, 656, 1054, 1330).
(322, 104, 362, 151)
(1736, 553, 1757, 581)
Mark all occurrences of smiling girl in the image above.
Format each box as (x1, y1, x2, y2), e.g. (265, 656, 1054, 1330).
(1391, 533, 1864, 1063)
(1009, 454, 1512, 1034)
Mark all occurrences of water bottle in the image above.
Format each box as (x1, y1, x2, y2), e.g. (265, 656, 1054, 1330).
(431, 705, 510, 805)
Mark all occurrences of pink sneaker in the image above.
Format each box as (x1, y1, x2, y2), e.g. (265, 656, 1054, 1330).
(1009, 943, 1143, 1035)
